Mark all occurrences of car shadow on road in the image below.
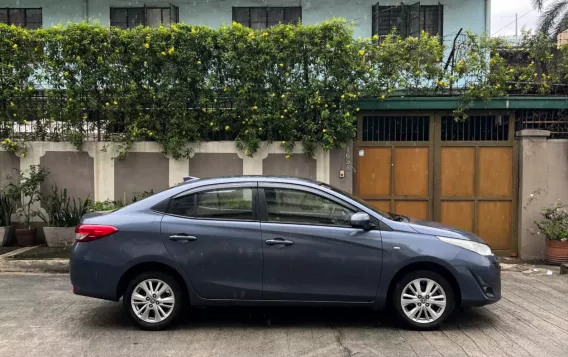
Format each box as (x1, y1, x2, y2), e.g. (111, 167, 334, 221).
(84, 302, 496, 331)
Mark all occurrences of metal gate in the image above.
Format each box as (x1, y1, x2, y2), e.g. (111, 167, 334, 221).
(355, 112, 517, 255)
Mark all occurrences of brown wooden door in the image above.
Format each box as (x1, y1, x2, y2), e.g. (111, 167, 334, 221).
(356, 113, 517, 255)
(356, 115, 433, 220)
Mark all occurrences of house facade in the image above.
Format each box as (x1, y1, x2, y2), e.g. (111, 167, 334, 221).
(2, 1, 490, 39)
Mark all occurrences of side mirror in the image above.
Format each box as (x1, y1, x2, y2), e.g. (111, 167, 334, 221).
(351, 212, 373, 230)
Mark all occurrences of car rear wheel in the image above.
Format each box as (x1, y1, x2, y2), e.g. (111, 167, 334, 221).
(123, 271, 183, 330)
(393, 270, 455, 330)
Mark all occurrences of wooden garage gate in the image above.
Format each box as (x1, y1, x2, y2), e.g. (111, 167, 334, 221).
(355, 112, 518, 255)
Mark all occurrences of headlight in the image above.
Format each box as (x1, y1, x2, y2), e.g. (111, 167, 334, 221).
(437, 236, 493, 256)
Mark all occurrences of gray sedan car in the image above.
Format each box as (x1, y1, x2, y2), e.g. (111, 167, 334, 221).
(70, 176, 500, 330)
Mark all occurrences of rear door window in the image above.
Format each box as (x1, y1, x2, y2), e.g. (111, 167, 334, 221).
(168, 187, 255, 221)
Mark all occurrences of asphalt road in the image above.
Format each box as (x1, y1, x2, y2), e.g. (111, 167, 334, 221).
(1, 270, 568, 357)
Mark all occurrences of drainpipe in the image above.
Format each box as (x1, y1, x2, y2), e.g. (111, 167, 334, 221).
(485, 0, 491, 35)
(83, 0, 89, 23)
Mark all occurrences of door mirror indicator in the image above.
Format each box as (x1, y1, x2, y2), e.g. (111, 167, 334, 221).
(351, 212, 373, 230)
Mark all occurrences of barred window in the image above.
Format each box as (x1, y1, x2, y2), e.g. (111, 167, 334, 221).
(0, 8, 42, 29)
(372, 3, 442, 40)
(232, 7, 301, 29)
(110, 5, 179, 29)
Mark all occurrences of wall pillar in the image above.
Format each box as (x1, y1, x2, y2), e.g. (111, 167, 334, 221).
(86, 142, 115, 202)
(517, 129, 557, 260)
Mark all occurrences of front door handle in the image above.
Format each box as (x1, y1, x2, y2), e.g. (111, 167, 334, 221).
(169, 234, 197, 242)
(265, 238, 294, 246)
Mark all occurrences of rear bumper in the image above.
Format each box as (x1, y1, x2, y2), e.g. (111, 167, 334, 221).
(453, 251, 501, 307)
(70, 243, 121, 301)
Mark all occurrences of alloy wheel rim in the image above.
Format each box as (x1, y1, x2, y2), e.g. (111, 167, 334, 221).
(401, 278, 447, 324)
(131, 279, 175, 323)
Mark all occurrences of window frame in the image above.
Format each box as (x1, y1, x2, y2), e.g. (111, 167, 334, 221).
(372, 3, 443, 40)
(0, 8, 42, 29)
(258, 183, 359, 228)
(164, 182, 259, 222)
(110, 5, 179, 29)
(232, 6, 302, 29)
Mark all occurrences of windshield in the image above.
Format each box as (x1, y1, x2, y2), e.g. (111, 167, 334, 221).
(320, 184, 392, 219)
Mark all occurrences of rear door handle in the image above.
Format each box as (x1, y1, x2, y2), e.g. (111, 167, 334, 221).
(169, 234, 197, 242)
(265, 239, 294, 246)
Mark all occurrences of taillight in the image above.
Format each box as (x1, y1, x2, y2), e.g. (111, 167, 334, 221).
(75, 224, 118, 242)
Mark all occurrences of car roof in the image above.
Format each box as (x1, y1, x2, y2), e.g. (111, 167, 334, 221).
(186, 175, 323, 187)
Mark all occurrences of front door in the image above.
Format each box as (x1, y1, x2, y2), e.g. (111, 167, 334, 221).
(161, 183, 262, 300)
(260, 184, 383, 302)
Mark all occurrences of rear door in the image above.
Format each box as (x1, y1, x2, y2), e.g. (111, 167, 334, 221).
(260, 184, 383, 302)
(161, 182, 262, 300)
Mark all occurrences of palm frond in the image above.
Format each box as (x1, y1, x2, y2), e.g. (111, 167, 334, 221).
(538, 0, 568, 36)
(532, 0, 545, 11)
(553, 6, 568, 36)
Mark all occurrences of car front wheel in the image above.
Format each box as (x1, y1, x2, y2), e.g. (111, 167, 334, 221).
(393, 270, 455, 329)
(123, 271, 183, 330)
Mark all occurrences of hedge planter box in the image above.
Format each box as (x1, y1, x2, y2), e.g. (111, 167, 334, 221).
(0, 227, 14, 247)
(545, 240, 568, 265)
(16, 228, 36, 247)
(43, 227, 76, 248)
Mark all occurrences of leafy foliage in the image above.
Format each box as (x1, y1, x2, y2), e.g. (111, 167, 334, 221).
(38, 185, 91, 227)
(0, 194, 14, 226)
(1, 21, 567, 157)
(535, 202, 568, 241)
(3, 166, 49, 228)
(87, 199, 124, 212)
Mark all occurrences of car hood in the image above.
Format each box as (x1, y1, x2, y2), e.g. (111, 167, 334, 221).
(406, 218, 487, 244)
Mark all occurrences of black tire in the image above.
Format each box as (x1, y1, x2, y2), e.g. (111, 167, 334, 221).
(393, 270, 455, 330)
(123, 271, 183, 330)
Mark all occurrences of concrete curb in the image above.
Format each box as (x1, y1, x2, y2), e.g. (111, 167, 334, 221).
(0, 258, 69, 273)
(0, 247, 69, 273)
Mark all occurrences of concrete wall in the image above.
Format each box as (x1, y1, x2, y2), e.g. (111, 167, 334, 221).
(0, 140, 347, 201)
(4, 0, 488, 39)
(517, 130, 568, 260)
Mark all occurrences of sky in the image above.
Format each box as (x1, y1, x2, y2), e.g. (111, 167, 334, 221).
(491, 0, 539, 37)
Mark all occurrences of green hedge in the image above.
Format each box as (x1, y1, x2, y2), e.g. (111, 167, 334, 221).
(1, 21, 566, 158)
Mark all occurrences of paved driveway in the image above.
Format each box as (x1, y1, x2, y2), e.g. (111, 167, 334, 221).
(1, 269, 567, 357)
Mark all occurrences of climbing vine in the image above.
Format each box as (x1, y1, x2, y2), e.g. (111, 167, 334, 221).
(1, 21, 567, 158)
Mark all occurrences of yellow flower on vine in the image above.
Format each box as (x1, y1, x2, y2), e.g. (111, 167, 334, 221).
(279, 63, 284, 67)
(280, 115, 284, 119)
(225, 125, 230, 131)
(381, 95, 386, 100)
(322, 129, 327, 133)
(281, 141, 286, 144)
(12, 44, 17, 50)
(210, 122, 214, 126)
(285, 154, 291, 159)
(144, 43, 150, 49)
(168, 47, 175, 55)
(10, 102, 15, 107)
(105, 102, 110, 106)
(113, 100, 118, 105)
(359, 50, 365, 56)
(271, 93, 276, 97)
(197, 60, 202, 65)
(252, 106, 258, 110)
(20, 153, 25, 158)
(356, 108, 360, 112)
(372, 34, 379, 40)
(369, 68, 374, 73)
(248, 32, 255, 38)
(284, 109, 288, 113)
(281, 94, 285, 98)
(161, 51, 167, 56)
(341, 95, 345, 99)
(23, 120, 27, 124)
(263, 32, 268, 37)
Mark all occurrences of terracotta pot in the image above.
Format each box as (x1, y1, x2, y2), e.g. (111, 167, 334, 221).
(0, 226, 14, 246)
(15, 228, 36, 247)
(545, 239, 568, 265)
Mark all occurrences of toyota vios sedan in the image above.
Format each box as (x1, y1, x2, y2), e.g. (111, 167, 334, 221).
(70, 176, 500, 330)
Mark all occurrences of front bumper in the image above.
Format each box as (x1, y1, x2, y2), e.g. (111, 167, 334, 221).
(452, 250, 501, 307)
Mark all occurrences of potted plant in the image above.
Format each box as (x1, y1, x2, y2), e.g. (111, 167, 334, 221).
(39, 185, 91, 247)
(0, 193, 15, 246)
(4, 166, 49, 246)
(535, 202, 568, 265)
